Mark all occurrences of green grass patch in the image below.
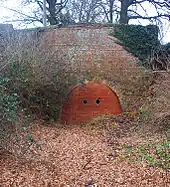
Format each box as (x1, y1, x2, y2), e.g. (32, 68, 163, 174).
(123, 139, 170, 170)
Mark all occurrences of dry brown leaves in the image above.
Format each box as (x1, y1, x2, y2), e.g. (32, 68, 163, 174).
(0, 118, 170, 187)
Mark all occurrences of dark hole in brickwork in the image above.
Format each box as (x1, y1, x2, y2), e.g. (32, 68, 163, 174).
(83, 99, 88, 104)
(96, 99, 100, 104)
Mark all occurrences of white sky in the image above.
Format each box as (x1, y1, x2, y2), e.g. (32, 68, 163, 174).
(0, 0, 169, 44)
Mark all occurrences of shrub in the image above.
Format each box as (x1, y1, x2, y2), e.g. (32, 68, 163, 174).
(0, 76, 19, 123)
(0, 30, 88, 121)
(148, 44, 170, 71)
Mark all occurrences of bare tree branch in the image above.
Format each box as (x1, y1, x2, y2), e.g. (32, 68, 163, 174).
(129, 14, 170, 20)
(120, 0, 170, 23)
(0, 6, 42, 23)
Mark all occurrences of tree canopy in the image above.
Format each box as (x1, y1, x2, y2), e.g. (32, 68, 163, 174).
(119, 0, 170, 24)
(0, 0, 170, 42)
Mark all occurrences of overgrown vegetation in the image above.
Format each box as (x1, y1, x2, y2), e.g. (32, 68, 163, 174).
(0, 26, 169, 169)
(113, 24, 160, 61)
(0, 76, 19, 123)
(1, 30, 82, 121)
(0, 30, 84, 153)
(0, 27, 166, 125)
(123, 138, 170, 170)
(112, 24, 170, 70)
(2, 25, 168, 126)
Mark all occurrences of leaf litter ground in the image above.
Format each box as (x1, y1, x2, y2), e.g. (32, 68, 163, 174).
(0, 116, 170, 187)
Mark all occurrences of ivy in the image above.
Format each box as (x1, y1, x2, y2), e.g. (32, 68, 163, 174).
(112, 24, 160, 66)
(0, 76, 20, 123)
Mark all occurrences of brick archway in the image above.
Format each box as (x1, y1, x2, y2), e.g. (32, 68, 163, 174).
(61, 81, 122, 124)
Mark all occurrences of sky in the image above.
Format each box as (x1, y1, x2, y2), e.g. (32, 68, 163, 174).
(0, 0, 170, 44)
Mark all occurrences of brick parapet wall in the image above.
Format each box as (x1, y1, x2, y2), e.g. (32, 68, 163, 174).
(40, 26, 140, 81)
(40, 26, 138, 66)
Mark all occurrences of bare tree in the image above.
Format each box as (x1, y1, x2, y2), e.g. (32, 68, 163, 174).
(108, 0, 116, 23)
(24, 0, 69, 25)
(99, 0, 118, 23)
(1, 0, 170, 28)
(119, 0, 170, 24)
(0, 6, 42, 24)
(68, 0, 104, 23)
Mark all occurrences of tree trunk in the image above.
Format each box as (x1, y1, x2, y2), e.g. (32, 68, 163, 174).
(109, 0, 114, 23)
(48, 0, 58, 25)
(119, 0, 129, 24)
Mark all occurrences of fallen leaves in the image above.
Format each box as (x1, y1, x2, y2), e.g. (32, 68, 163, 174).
(0, 121, 170, 186)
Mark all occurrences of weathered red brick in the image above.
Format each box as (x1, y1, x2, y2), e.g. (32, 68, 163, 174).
(61, 81, 122, 124)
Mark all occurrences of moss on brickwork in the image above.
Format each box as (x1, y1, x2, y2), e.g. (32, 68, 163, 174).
(112, 24, 160, 65)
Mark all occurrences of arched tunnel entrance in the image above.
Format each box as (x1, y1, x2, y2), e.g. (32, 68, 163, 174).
(61, 81, 122, 124)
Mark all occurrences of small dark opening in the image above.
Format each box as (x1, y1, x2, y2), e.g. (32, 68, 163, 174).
(96, 99, 100, 104)
(83, 99, 88, 104)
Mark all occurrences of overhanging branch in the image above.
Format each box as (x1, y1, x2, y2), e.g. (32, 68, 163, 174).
(129, 14, 170, 20)
(0, 6, 42, 23)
